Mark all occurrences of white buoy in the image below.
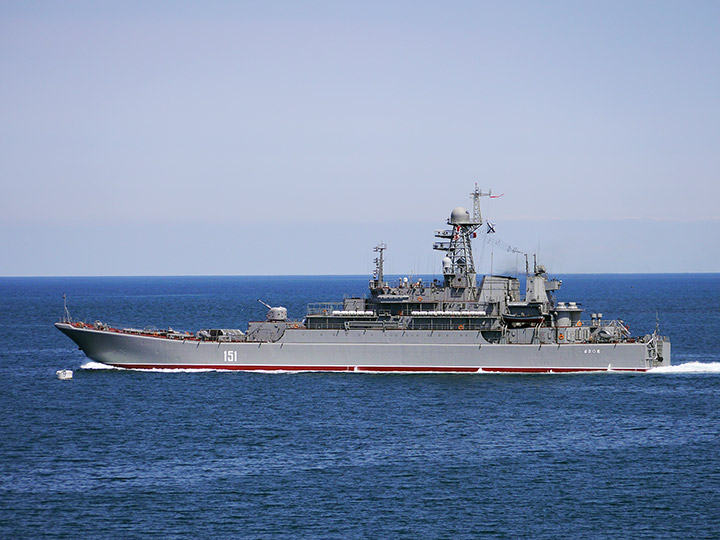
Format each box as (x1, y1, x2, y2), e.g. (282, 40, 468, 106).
(56, 369, 73, 380)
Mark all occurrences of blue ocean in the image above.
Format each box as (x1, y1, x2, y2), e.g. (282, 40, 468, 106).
(1, 274, 719, 539)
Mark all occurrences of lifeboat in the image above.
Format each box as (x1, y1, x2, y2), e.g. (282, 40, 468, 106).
(501, 313, 545, 327)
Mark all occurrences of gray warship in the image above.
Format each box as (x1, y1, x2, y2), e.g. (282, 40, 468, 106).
(56, 187, 670, 372)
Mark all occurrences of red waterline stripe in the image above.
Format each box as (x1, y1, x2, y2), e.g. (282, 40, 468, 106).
(480, 366, 648, 373)
(113, 364, 352, 371)
(107, 364, 648, 373)
(356, 365, 479, 373)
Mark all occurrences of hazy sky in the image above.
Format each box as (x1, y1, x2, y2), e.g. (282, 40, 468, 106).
(1, 1, 719, 276)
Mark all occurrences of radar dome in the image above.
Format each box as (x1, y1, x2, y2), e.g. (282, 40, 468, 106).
(449, 206, 471, 224)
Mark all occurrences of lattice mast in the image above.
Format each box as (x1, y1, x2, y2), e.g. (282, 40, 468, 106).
(371, 243, 387, 288)
(433, 184, 493, 290)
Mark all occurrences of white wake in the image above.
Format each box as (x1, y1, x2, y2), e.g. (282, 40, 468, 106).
(81, 361, 227, 373)
(81, 361, 123, 370)
(649, 361, 720, 374)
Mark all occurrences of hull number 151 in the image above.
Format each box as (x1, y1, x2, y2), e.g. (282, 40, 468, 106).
(224, 350, 238, 362)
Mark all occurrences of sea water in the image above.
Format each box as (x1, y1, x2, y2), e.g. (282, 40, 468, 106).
(1, 274, 719, 539)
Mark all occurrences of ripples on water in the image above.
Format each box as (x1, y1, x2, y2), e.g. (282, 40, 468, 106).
(1, 275, 719, 539)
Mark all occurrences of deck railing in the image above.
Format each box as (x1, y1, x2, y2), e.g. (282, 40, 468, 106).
(306, 302, 344, 315)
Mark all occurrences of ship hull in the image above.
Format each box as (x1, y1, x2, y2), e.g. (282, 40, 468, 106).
(56, 323, 669, 373)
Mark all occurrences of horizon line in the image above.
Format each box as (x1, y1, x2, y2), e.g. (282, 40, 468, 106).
(2, 271, 720, 279)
